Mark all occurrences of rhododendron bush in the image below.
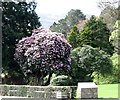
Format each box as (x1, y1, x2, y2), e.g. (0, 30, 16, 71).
(14, 28, 71, 85)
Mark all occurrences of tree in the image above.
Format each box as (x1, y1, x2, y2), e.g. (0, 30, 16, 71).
(98, 0, 119, 31)
(14, 28, 71, 85)
(67, 26, 80, 49)
(70, 45, 113, 85)
(50, 9, 86, 35)
(2, 2, 41, 84)
(99, 6, 117, 31)
(109, 20, 120, 54)
(79, 15, 114, 55)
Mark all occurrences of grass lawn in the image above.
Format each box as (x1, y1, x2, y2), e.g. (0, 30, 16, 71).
(98, 84, 120, 98)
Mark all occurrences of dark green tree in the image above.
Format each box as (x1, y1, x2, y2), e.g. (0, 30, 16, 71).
(2, 2, 41, 84)
(79, 15, 114, 55)
(50, 9, 86, 36)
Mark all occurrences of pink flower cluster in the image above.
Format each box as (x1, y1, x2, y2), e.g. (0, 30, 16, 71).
(14, 27, 71, 74)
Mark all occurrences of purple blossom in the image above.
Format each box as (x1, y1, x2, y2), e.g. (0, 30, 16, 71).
(14, 27, 71, 75)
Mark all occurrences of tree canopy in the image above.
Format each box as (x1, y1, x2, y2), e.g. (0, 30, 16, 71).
(2, 1, 41, 84)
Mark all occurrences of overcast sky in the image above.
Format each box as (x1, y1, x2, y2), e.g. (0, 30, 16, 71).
(35, 0, 102, 29)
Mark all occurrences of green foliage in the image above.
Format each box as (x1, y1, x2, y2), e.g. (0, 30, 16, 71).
(2, 2, 41, 84)
(79, 15, 114, 55)
(70, 45, 113, 85)
(109, 20, 120, 54)
(50, 9, 86, 35)
(94, 53, 120, 84)
(50, 75, 72, 86)
(67, 26, 80, 49)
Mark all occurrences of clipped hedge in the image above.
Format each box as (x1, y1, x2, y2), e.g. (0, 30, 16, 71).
(0, 85, 77, 98)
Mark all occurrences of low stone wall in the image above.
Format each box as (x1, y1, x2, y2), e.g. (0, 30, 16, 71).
(0, 85, 77, 99)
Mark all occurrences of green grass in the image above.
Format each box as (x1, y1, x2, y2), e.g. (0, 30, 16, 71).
(98, 84, 120, 98)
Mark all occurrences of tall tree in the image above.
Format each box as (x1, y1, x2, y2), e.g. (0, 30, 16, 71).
(79, 15, 114, 55)
(50, 9, 86, 36)
(99, 6, 117, 31)
(98, 0, 119, 31)
(2, 2, 41, 84)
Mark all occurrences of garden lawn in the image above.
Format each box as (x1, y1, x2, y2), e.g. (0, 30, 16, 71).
(98, 84, 120, 98)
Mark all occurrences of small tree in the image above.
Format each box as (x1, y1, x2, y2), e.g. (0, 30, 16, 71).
(67, 26, 80, 49)
(14, 28, 71, 85)
(70, 45, 113, 85)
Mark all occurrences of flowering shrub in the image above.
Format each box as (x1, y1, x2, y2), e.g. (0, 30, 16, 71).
(14, 27, 71, 85)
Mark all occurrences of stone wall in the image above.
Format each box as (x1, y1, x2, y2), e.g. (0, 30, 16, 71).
(0, 85, 77, 99)
(0, 82, 98, 99)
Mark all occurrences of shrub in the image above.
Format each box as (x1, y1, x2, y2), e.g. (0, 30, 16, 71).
(70, 45, 113, 85)
(14, 28, 71, 85)
(93, 53, 120, 84)
(50, 75, 72, 86)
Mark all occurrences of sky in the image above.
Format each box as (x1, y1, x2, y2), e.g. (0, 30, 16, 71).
(35, 0, 102, 29)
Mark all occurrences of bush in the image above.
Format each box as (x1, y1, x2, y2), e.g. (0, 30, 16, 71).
(50, 75, 72, 86)
(14, 28, 71, 85)
(70, 45, 113, 85)
(93, 53, 120, 84)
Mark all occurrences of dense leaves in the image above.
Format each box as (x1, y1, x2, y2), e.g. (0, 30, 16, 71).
(14, 28, 71, 85)
(2, 1, 41, 84)
(70, 45, 113, 85)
